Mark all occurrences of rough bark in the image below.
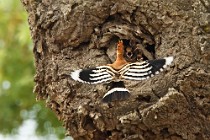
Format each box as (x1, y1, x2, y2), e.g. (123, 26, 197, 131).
(21, 0, 210, 139)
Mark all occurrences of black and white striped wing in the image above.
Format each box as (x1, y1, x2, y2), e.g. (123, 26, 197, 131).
(120, 56, 173, 80)
(71, 66, 116, 84)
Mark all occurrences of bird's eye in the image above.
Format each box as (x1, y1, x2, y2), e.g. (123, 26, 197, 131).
(127, 52, 133, 57)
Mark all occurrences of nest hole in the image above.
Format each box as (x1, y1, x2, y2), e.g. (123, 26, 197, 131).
(122, 39, 156, 62)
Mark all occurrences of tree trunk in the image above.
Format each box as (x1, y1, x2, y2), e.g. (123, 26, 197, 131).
(21, 0, 210, 139)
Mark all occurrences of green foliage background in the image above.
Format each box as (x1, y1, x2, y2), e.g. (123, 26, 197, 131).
(0, 0, 66, 138)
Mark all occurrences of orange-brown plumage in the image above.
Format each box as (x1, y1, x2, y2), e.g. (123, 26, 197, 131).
(107, 40, 128, 70)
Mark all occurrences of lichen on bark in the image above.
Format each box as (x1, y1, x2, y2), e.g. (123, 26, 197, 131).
(21, 0, 210, 139)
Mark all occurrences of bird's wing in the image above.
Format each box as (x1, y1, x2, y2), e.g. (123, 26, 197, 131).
(71, 65, 117, 84)
(120, 56, 174, 81)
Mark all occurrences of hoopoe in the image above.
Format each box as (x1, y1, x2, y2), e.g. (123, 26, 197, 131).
(71, 40, 174, 102)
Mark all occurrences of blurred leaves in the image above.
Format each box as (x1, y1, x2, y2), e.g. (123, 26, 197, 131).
(0, 0, 66, 138)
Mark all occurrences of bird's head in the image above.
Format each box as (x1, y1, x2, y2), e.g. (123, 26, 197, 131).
(117, 40, 124, 54)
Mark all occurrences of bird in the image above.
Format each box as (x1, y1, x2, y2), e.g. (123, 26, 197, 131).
(124, 43, 142, 62)
(71, 40, 174, 102)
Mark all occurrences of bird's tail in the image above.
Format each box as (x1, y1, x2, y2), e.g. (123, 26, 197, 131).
(102, 81, 130, 102)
